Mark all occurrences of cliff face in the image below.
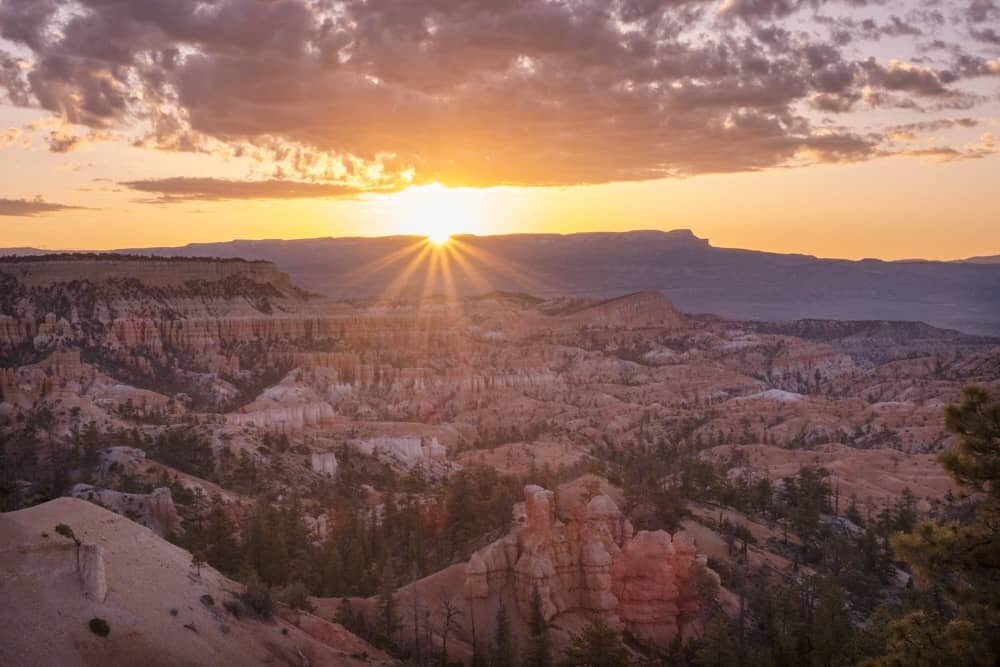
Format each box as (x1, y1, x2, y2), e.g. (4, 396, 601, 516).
(463, 485, 716, 649)
(0, 257, 291, 289)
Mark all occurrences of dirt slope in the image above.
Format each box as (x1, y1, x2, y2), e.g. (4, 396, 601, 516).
(0, 498, 392, 667)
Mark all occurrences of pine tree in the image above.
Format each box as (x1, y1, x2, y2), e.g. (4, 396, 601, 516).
(693, 615, 740, 667)
(525, 586, 552, 667)
(335, 597, 358, 632)
(320, 543, 343, 597)
(376, 562, 400, 650)
(560, 617, 629, 667)
(204, 497, 240, 574)
(490, 598, 515, 667)
(868, 386, 1000, 665)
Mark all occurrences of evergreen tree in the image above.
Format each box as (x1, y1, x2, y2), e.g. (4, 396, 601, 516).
(335, 597, 359, 633)
(867, 386, 1000, 666)
(490, 598, 515, 667)
(525, 586, 552, 667)
(244, 500, 289, 586)
(693, 615, 740, 667)
(560, 617, 629, 667)
(375, 562, 400, 650)
(204, 497, 240, 574)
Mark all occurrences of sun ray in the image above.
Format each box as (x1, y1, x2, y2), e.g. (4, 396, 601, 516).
(448, 237, 548, 295)
(380, 240, 435, 302)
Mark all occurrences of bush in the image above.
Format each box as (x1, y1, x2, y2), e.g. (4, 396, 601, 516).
(89, 617, 110, 637)
(239, 580, 273, 619)
(223, 599, 243, 619)
(200, 594, 215, 607)
(276, 581, 314, 612)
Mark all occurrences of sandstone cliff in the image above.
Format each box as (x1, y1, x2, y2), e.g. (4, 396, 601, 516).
(463, 485, 716, 649)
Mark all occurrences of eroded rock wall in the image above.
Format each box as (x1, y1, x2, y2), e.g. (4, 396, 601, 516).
(463, 485, 715, 648)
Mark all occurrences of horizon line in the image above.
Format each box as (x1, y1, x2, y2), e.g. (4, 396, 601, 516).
(3, 228, 997, 265)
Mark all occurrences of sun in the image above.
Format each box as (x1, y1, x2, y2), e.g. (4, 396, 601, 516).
(387, 183, 479, 245)
(428, 230, 451, 246)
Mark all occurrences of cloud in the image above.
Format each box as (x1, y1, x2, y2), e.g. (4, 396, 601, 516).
(120, 177, 401, 202)
(0, 197, 85, 217)
(0, 0, 996, 190)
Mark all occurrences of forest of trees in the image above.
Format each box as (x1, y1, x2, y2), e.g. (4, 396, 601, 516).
(5, 382, 998, 666)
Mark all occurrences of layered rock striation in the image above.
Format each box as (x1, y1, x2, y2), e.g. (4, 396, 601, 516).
(463, 485, 715, 648)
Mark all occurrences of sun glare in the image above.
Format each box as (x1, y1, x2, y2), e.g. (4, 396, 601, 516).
(387, 183, 481, 245)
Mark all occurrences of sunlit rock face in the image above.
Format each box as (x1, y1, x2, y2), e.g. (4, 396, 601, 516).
(463, 485, 716, 649)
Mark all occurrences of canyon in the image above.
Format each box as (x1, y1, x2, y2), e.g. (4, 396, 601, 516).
(1, 253, 997, 665)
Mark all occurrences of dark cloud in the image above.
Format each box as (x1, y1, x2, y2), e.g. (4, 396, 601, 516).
(121, 177, 400, 202)
(0, 197, 84, 217)
(971, 27, 1000, 43)
(0, 0, 995, 189)
(966, 0, 998, 22)
(860, 58, 950, 96)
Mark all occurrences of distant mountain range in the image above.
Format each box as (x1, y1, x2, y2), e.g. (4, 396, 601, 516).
(4, 229, 999, 335)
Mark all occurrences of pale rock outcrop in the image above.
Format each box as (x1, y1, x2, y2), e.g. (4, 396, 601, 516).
(350, 436, 448, 473)
(70, 485, 181, 537)
(311, 451, 339, 478)
(80, 542, 108, 602)
(226, 401, 335, 432)
(464, 485, 714, 649)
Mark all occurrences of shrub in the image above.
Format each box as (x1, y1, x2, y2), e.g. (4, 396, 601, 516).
(276, 581, 314, 612)
(89, 617, 110, 637)
(239, 580, 273, 619)
(223, 599, 243, 619)
(200, 594, 215, 607)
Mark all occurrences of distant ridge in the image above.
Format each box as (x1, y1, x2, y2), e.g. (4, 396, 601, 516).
(3, 230, 999, 335)
(959, 254, 1000, 264)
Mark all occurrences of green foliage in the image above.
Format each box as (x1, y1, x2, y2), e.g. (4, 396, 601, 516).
(693, 614, 739, 667)
(239, 576, 274, 619)
(335, 597, 367, 638)
(375, 563, 400, 650)
(276, 581, 314, 612)
(151, 427, 215, 479)
(940, 385, 1000, 496)
(54, 523, 79, 544)
(88, 617, 110, 637)
(525, 586, 552, 667)
(490, 598, 515, 667)
(560, 617, 629, 667)
(866, 386, 1000, 666)
(444, 467, 519, 560)
(190, 548, 206, 576)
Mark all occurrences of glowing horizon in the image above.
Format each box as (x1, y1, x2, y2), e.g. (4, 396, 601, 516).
(0, 1, 998, 261)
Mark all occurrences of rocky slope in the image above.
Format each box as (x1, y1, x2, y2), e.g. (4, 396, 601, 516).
(0, 498, 392, 667)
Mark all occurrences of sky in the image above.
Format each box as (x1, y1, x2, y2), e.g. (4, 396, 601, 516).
(0, 0, 998, 260)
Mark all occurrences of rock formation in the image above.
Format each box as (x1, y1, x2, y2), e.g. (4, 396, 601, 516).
(463, 485, 716, 648)
(70, 485, 181, 537)
(350, 435, 449, 473)
(310, 451, 339, 478)
(227, 401, 336, 432)
(80, 542, 107, 602)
